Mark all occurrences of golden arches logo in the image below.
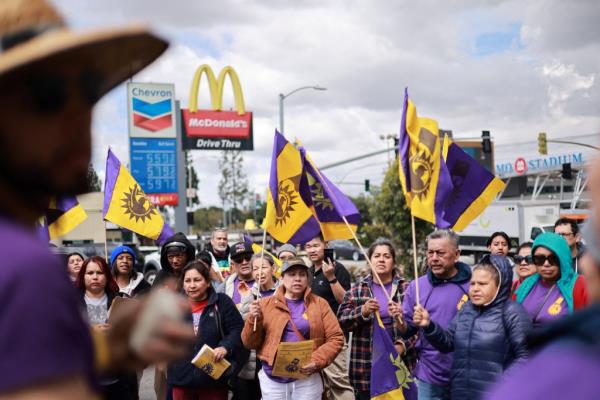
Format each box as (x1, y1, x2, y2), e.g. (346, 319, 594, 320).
(188, 65, 246, 115)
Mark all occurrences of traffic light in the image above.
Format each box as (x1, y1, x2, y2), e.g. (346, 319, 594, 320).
(481, 130, 491, 154)
(393, 137, 399, 157)
(562, 163, 572, 180)
(538, 132, 547, 155)
(364, 179, 370, 192)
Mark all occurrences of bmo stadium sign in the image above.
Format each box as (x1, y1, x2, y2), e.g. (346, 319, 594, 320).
(182, 65, 253, 150)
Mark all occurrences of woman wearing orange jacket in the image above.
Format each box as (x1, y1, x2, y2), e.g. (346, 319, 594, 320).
(242, 257, 344, 400)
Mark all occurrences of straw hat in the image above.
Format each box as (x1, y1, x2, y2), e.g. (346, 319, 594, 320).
(0, 0, 168, 97)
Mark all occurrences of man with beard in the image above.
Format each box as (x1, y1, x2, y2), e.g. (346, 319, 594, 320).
(206, 227, 230, 282)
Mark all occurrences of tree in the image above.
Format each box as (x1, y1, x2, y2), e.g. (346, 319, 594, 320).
(218, 150, 249, 224)
(193, 206, 224, 232)
(369, 159, 432, 279)
(185, 152, 200, 207)
(86, 164, 102, 192)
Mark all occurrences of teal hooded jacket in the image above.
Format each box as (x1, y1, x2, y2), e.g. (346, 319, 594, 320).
(515, 232, 577, 312)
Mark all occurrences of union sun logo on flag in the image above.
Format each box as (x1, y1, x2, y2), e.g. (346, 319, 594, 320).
(275, 177, 300, 227)
(121, 184, 157, 222)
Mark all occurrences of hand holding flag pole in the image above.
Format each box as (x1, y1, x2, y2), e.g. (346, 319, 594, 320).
(253, 228, 268, 332)
(305, 154, 405, 327)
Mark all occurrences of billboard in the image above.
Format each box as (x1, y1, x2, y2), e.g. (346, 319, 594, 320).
(127, 83, 177, 138)
(181, 65, 253, 150)
(130, 138, 178, 206)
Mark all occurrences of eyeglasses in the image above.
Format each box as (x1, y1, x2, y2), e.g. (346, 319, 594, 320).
(532, 254, 560, 267)
(232, 253, 252, 264)
(514, 255, 532, 264)
(25, 71, 104, 114)
(556, 232, 574, 238)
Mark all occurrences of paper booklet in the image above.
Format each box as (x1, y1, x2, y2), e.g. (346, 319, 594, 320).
(191, 344, 231, 380)
(272, 340, 314, 379)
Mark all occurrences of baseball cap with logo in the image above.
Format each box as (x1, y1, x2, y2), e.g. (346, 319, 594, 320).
(230, 241, 253, 259)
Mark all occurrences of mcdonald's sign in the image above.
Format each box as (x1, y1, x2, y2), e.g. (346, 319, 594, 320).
(181, 65, 253, 151)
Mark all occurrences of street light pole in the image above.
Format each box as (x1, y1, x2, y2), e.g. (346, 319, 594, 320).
(278, 85, 326, 135)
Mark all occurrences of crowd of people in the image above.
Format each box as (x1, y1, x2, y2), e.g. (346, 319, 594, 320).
(54, 217, 596, 400)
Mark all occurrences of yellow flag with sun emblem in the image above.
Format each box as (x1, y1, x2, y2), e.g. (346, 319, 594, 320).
(398, 89, 445, 224)
(263, 131, 320, 244)
(103, 149, 173, 244)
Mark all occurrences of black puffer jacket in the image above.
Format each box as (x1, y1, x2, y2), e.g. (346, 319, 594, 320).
(168, 288, 244, 388)
(154, 232, 195, 286)
(424, 255, 532, 400)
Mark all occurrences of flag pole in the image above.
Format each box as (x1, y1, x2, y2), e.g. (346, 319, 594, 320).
(104, 220, 109, 263)
(307, 163, 395, 303)
(253, 227, 268, 332)
(410, 214, 421, 305)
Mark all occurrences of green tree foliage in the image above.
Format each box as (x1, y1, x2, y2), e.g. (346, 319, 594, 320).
(193, 206, 224, 232)
(218, 150, 249, 225)
(86, 164, 102, 192)
(186, 152, 200, 207)
(367, 159, 432, 279)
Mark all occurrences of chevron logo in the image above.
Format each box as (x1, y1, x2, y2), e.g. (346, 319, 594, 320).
(132, 98, 173, 132)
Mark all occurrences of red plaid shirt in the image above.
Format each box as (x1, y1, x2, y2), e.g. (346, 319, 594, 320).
(338, 275, 415, 392)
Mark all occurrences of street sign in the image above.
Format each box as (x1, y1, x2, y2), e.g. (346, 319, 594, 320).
(130, 138, 178, 206)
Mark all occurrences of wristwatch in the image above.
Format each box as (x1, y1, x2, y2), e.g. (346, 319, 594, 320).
(328, 278, 338, 284)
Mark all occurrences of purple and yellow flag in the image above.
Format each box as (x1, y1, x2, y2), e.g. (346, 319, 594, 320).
(103, 149, 173, 244)
(398, 88, 450, 224)
(37, 195, 87, 240)
(370, 312, 416, 400)
(263, 131, 320, 244)
(263, 131, 360, 244)
(436, 136, 505, 231)
(300, 146, 360, 240)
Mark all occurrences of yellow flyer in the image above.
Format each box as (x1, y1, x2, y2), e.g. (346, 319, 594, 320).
(191, 344, 231, 380)
(272, 340, 314, 379)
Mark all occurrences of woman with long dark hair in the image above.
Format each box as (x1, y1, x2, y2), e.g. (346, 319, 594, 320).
(76, 256, 138, 399)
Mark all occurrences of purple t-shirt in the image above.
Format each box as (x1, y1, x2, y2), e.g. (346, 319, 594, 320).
(232, 277, 254, 306)
(0, 218, 95, 394)
(403, 274, 470, 386)
(521, 282, 568, 325)
(263, 298, 310, 383)
(373, 282, 394, 339)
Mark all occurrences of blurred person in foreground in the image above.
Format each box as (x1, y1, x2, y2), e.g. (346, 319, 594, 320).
(0, 1, 194, 398)
(486, 156, 600, 400)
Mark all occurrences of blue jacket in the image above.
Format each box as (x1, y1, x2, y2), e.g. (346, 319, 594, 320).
(424, 255, 532, 400)
(168, 288, 244, 388)
(402, 261, 471, 386)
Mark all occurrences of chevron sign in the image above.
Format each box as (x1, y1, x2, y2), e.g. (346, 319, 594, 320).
(127, 83, 177, 138)
(133, 98, 172, 132)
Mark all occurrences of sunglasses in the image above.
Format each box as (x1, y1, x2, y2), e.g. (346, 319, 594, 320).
(532, 254, 560, 267)
(514, 255, 533, 264)
(232, 253, 252, 264)
(25, 71, 104, 114)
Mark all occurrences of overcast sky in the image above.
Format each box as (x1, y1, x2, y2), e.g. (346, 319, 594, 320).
(52, 0, 600, 208)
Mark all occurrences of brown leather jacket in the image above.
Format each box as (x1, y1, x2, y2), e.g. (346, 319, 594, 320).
(241, 286, 344, 370)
